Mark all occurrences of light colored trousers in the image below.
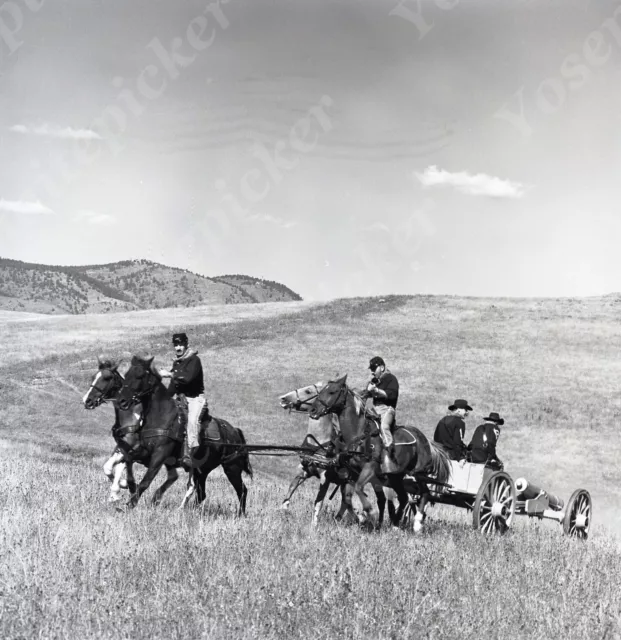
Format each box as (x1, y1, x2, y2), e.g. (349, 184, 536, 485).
(375, 404, 396, 448)
(187, 394, 206, 448)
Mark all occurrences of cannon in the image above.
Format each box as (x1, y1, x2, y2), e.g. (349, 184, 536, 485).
(515, 478, 591, 539)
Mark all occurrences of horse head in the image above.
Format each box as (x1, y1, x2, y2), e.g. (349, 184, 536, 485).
(83, 356, 123, 409)
(117, 355, 158, 411)
(279, 381, 325, 412)
(309, 374, 348, 420)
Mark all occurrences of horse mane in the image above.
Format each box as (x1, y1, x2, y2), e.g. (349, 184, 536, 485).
(349, 388, 367, 417)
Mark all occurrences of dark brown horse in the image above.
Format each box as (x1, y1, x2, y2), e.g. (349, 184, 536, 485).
(83, 357, 181, 506)
(310, 374, 451, 530)
(279, 380, 397, 526)
(117, 355, 253, 514)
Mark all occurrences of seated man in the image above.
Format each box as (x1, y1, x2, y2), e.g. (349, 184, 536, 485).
(433, 399, 471, 461)
(468, 411, 504, 469)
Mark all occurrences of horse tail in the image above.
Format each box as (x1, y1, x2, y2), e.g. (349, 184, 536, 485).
(236, 428, 254, 479)
(429, 441, 451, 485)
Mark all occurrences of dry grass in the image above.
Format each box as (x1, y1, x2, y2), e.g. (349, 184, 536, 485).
(1, 294, 620, 639)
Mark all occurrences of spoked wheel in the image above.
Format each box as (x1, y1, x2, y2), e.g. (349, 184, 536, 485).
(473, 471, 516, 535)
(563, 489, 591, 540)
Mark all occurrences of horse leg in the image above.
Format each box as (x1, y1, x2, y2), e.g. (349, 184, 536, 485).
(125, 461, 137, 497)
(387, 475, 410, 527)
(413, 484, 431, 533)
(180, 471, 197, 509)
(353, 463, 380, 525)
(383, 487, 398, 524)
(103, 449, 123, 480)
(374, 485, 387, 528)
(125, 449, 166, 510)
(109, 459, 126, 503)
(312, 471, 332, 526)
(151, 464, 179, 506)
(334, 483, 357, 523)
(223, 464, 249, 517)
(281, 463, 311, 510)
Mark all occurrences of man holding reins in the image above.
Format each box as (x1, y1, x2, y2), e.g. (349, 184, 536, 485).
(366, 356, 400, 473)
(159, 332, 206, 471)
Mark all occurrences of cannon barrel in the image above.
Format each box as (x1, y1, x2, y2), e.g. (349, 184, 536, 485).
(515, 478, 564, 511)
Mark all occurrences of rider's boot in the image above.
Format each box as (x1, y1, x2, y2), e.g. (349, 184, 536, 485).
(381, 444, 399, 474)
(181, 437, 192, 472)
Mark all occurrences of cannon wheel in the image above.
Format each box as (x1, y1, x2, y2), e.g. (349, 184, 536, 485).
(563, 489, 591, 540)
(473, 471, 516, 534)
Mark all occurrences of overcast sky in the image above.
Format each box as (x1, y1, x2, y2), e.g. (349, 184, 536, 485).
(1, 0, 620, 300)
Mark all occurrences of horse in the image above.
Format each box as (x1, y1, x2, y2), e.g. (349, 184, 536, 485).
(116, 355, 253, 514)
(82, 357, 180, 505)
(82, 357, 144, 502)
(309, 374, 451, 531)
(279, 381, 398, 526)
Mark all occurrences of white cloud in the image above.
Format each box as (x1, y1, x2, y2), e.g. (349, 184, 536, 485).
(415, 165, 526, 198)
(75, 210, 116, 225)
(9, 124, 102, 140)
(0, 199, 53, 214)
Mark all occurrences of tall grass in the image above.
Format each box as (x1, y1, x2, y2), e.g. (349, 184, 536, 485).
(1, 294, 620, 639)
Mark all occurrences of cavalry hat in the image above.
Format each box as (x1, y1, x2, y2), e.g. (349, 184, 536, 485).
(483, 412, 504, 425)
(172, 332, 189, 345)
(449, 399, 472, 411)
(368, 356, 385, 370)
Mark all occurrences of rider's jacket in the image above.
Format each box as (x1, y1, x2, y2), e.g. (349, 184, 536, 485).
(373, 370, 399, 409)
(171, 349, 204, 398)
(433, 415, 467, 461)
(468, 422, 500, 464)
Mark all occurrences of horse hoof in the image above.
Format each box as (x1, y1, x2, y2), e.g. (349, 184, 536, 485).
(108, 494, 122, 503)
(280, 501, 290, 511)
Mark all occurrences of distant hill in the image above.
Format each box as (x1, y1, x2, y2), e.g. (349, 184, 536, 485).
(0, 258, 302, 314)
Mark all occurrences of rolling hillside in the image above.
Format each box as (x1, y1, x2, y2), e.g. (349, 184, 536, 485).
(0, 258, 301, 314)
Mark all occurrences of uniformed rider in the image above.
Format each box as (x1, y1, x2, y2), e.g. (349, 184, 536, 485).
(366, 356, 399, 473)
(159, 332, 206, 470)
(468, 411, 504, 469)
(433, 399, 471, 461)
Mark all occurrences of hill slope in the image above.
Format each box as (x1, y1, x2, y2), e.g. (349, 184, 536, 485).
(0, 258, 301, 314)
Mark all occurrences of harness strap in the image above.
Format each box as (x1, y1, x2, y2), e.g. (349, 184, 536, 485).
(113, 424, 141, 438)
(141, 428, 183, 442)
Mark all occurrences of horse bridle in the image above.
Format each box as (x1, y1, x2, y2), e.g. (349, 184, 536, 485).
(85, 369, 124, 408)
(121, 367, 159, 405)
(289, 384, 321, 412)
(312, 381, 348, 418)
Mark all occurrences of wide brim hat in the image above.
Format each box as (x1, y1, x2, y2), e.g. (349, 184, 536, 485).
(449, 399, 472, 411)
(483, 412, 504, 425)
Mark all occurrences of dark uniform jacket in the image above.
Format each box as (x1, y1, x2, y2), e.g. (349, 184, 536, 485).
(373, 371, 399, 409)
(433, 415, 467, 461)
(468, 423, 499, 464)
(171, 350, 204, 398)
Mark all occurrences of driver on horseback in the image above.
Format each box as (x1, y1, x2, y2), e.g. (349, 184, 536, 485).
(159, 332, 206, 471)
(366, 356, 399, 473)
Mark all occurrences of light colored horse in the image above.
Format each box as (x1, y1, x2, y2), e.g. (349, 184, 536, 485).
(279, 381, 398, 526)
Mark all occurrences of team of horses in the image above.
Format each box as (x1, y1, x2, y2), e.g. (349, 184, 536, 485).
(82, 357, 451, 531)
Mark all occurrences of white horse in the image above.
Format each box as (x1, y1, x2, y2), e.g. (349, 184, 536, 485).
(279, 381, 399, 526)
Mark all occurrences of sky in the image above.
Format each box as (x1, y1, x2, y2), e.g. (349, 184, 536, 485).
(1, 0, 620, 300)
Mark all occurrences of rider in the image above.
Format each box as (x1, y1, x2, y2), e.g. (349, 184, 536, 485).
(159, 332, 206, 471)
(433, 399, 471, 461)
(366, 356, 399, 473)
(468, 411, 504, 469)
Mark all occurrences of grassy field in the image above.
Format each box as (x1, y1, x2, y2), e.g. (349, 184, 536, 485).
(1, 295, 620, 639)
